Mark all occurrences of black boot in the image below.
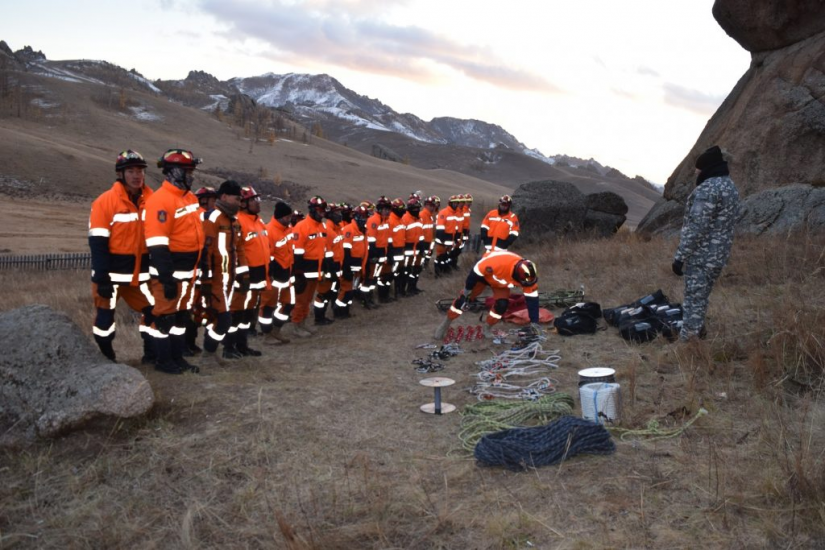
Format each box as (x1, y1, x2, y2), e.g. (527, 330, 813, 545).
(95, 337, 117, 362)
(141, 332, 157, 365)
(314, 303, 335, 326)
(361, 290, 379, 310)
(236, 328, 262, 357)
(154, 335, 182, 374)
(184, 316, 202, 356)
(172, 333, 199, 373)
(222, 330, 244, 359)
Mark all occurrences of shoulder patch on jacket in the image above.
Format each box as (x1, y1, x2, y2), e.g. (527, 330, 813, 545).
(157, 210, 167, 223)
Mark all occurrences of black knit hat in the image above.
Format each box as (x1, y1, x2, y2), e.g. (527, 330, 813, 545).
(695, 146, 724, 171)
(217, 180, 242, 197)
(273, 201, 292, 219)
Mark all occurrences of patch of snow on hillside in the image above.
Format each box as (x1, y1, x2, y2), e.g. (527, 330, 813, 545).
(31, 98, 59, 109)
(128, 72, 161, 93)
(129, 106, 162, 121)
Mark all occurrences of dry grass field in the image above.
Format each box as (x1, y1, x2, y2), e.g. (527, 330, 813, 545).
(1, 231, 824, 549)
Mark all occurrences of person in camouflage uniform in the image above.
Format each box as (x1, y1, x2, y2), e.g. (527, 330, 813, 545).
(672, 145, 740, 341)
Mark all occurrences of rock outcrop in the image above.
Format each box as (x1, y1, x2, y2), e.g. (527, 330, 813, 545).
(637, 0, 825, 235)
(737, 183, 825, 235)
(512, 180, 628, 239)
(0, 305, 155, 444)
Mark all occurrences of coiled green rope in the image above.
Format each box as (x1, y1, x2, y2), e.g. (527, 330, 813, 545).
(458, 393, 575, 453)
(607, 408, 708, 442)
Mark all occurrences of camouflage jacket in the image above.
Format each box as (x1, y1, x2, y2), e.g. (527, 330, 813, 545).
(675, 175, 740, 269)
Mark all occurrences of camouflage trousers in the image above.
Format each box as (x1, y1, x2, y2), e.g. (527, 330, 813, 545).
(680, 264, 722, 341)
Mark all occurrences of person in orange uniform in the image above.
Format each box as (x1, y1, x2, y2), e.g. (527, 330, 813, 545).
(386, 198, 407, 300)
(480, 195, 520, 251)
(339, 204, 368, 317)
(434, 195, 463, 276)
(291, 196, 329, 337)
(225, 186, 268, 358)
(363, 196, 391, 308)
(259, 201, 295, 344)
(194, 186, 217, 216)
(401, 195, 425, 296)
(420, 195, 438, 268)
(199, 180, 246, 367)
(314, 204, 343, 325)
(434, 251, 540, 340)
(88, 149, 155, 363)
(144, 148, 205, 374)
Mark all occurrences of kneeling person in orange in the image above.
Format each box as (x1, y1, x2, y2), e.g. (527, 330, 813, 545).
(434, 251, 540, 340)
(89, 149, 155, 363)
(145, 148, 205, 374)
(200, 180, 246, 365)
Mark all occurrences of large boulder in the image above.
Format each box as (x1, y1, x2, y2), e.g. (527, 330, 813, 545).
(0, 305, 155, 444)
(713, 0, 825, 52)
(512, 180, 627, 239)
(637, 1, 825, 235)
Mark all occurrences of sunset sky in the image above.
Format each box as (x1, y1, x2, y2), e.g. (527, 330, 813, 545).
(1, 0, 751, 183)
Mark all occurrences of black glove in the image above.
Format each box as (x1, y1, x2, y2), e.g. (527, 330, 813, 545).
(672, 259, 684, 277)
(163, 280, 177, 300)
(236, 273, 250, 293)
(97, 282, 114, 299)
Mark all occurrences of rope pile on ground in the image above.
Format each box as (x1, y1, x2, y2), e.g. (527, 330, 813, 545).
(608, 407, 708, 442)
(474, 415, 615, 471)
(458, 393, 575, 452)
(469, 342, 561, 400)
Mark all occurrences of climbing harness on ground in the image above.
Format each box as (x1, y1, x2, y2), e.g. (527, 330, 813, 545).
(457, 393, 575, 453)
(608, 407, 708, 442)
(430, 343, 462, 360)
(412, 358, 445, 373)
(436, 297, 486, 313)
(474, 415, 615, 471)
(538, 287, 585, 308)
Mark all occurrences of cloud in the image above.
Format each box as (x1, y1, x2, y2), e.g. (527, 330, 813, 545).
(637, 65, 659, 77)
(198, 0, 559, 93)
(663, 82, 725, 116)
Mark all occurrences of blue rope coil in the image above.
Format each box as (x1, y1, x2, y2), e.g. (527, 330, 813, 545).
(474, 415, 615, 471)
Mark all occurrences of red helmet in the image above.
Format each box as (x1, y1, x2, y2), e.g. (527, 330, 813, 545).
(308, 195, 328, 211)
(407, 196, 422, 210)
(513, 259, 538, 287)
(157, 148, 202, 170)
(353, 205, 369, 219)
(465, 193, 473, 204)
(390, 198, 405, 210)
(195, 186, 217, 198)
(376, 196, 392, 210)
(115, 149, 148, 171)
(425, 195, 440, 208)
(499, 194, 513, 207)
(240, 186, 259, 201)
(448, 195, 461, 205)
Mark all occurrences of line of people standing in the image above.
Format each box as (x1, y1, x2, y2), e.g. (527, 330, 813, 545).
(89, 147, 522, 374)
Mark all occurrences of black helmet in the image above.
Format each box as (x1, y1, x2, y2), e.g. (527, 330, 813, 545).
(115, 149, 148, 171)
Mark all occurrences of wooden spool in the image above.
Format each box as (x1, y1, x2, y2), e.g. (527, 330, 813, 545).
(419, 377, 456, 415)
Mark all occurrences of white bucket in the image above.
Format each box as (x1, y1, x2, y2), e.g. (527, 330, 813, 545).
(580, 382, 621, 425)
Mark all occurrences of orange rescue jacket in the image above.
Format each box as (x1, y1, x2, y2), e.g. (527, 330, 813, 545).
(88, 181, 154, 285)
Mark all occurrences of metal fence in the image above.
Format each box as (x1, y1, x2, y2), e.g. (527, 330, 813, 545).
(0, 253, 92, 271)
